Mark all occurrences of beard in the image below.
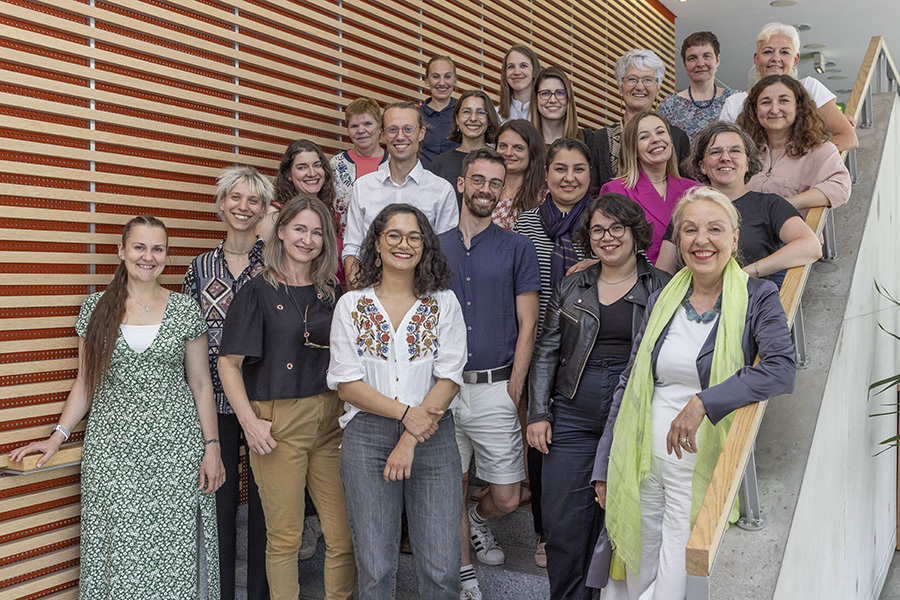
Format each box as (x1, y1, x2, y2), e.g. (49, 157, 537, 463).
(464, 192, 498, 219)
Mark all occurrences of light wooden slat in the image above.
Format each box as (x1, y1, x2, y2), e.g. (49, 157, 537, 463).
(0, 274, 188, 287)
(0, 252, 195, 267)
(0, 401, 67, 425)
(0, 184, 218, 216)
(5, 450, 84, 475)
(0, 564, 79, 597)
(0, 337, 79, 354)
(0, 205, 222, 236)
(0, 525, 80, 562)
(0, 227, 220, 248)
(0, 545, 80, 584)
(0, 466, 81, 493)
(0, 358, 75, 377)
(0, 423, 86, 451)
(0, 159, 211, 194)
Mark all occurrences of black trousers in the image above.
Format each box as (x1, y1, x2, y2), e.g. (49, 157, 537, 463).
(217, 413, 270, 600)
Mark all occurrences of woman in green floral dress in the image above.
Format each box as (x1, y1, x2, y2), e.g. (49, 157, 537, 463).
(11, 215, 225, 599)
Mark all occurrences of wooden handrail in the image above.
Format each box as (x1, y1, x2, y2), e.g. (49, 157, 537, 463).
(685, 36, 898, 578)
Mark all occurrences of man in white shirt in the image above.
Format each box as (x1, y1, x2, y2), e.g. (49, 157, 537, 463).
(342, 101, 459, 283)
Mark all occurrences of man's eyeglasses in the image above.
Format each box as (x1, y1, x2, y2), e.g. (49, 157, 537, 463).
(466, 175, 503, 191)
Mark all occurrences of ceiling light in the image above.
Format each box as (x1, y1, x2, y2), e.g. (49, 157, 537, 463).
(770, 0, 797, 5)
(794, 24, 812, 32)
(825, 61, 836, 67)
(825, 68, 842, 73)
(814, 52, 825, 74)
(828, 76, 848, 80)
(805, 43, 827, 49)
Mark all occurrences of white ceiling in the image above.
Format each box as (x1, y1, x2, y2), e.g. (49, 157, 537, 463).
(656, 0, 899, 107)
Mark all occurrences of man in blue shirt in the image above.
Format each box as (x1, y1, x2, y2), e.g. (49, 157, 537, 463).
(439, 148, 541, 600)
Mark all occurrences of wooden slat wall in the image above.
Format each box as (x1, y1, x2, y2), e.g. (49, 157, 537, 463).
(0, 0, 674, 594)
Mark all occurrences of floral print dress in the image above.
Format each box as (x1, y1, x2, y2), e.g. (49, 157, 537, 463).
(75, 291, 218, 599)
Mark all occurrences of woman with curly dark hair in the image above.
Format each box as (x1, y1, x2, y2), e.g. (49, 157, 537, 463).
(737, 74, 851, 216)
(328, 204, 467, 600)
(527, 194, 670, 599)
(260, 139, 338, 242)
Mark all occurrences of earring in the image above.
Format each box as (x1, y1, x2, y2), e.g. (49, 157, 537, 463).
(375, 253, 382, 268)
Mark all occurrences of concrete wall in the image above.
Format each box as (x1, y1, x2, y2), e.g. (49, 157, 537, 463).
(774, 94, 900, 599)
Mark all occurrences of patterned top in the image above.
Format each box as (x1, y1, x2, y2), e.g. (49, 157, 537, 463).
(491, 189, 547, 230)
(657, 88, 740, 140)
(330, 149, 388, 238)
(182, 238, 265, 414)
(327, 287, 467, 428)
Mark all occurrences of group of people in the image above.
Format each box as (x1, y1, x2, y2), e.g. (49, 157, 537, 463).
(10, 19, 853, 600)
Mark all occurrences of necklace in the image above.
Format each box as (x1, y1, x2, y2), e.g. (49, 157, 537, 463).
(649, 175, 668, 184)
(682, 284, 722, 323)
(129, 296, 153, 312)
(599, 267, 637, 285)
(223, 245, 252, 256)
(688, 83, 717, 109)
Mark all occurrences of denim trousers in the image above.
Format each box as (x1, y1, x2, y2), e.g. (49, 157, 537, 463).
(217, 413, 269, 600)
(341, 410, 462, 600)
(542, 358, 627, 600)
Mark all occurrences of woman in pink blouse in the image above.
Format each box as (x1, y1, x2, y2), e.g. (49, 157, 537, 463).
(738, 74, 851, 217)
(599, 111, 698, 263)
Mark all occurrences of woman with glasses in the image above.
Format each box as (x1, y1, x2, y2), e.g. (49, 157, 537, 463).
(589, 49, 691, 196)
(218, 196, 355, 600)
(430, 89, 501, 208)
(531, 66, 590, 146)
(527, 194, 670, 600)
(656, 121, 822, 285)
(329, 204, 467, 600)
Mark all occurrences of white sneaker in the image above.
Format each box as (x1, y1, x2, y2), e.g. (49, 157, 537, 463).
(299, 515, 322, 560)
(468, 507, 505, 565)
(459, 585, 483, 600)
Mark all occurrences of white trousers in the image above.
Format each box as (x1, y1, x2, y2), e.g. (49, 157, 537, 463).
(601, 454, 694, 600)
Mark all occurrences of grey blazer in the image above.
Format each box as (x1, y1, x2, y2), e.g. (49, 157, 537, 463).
(592, 276, 796, 483)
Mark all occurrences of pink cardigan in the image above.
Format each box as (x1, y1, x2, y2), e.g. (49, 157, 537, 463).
(600, 172, 698, 263)
(748, 142, 851, 217)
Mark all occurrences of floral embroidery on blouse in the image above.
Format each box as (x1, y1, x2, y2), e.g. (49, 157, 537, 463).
(406, 296, 439, 360)
(350, 295, 441, 361)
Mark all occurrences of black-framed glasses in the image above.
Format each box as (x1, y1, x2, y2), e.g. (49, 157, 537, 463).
(466, 175, 503, 191)
(382, 230, 424, 248)
(537, 89, 567, 101)
(589, 223, 627, 240)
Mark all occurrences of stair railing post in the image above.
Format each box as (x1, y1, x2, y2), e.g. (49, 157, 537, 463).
(861, 86, 874, 128)
(846, 148, 858, 184)
(822, 208, 838, 261)
(791, 302, 810, 369)
(736, 445, 768, 531)
(686, 574, 710, 600)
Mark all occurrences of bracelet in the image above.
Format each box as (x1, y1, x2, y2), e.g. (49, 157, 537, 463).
(754, 262, 760, 278)
(204, 438, 219, 445)
(52, 424, 71, 442)
(400, 405, 410, 423)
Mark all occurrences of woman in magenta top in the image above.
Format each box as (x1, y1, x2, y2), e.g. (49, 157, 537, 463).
(599, 111, 697, 263)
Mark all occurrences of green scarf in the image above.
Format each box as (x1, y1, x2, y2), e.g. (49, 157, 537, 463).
(605, 259, 748, 576)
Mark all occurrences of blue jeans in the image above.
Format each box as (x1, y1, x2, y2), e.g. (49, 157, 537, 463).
(340, 410, 462, 600)
(542, 358, 627, 600)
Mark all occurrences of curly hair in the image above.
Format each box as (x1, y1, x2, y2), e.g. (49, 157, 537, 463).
(351, 204, 450, 297)
(687, 121, 762, 185)
(448, 90, 501, 145)
(575, 193, 654, 255)
(736, 74, 830, 158)
(274, 139, 337, 211)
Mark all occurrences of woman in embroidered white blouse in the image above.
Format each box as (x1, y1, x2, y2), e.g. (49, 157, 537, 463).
(328, 203, 467, 600)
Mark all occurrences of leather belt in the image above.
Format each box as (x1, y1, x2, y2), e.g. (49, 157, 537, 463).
(462, 364, 513, 385)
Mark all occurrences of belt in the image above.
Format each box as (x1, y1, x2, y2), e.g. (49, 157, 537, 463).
(462, 364, 513, 385)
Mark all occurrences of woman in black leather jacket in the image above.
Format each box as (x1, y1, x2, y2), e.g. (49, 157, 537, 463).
(526, 193, 670, 600)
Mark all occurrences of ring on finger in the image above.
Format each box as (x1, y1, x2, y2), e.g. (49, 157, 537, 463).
(679, 437, 689, 443)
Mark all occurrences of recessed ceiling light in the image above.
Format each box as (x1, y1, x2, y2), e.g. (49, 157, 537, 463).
(837, 89, 853, 93)
(794, 24, 812, 32)
(828, 76, 848, 80)
(770, 0, 797, 6)
(805, 43, 827, 49)
(825, 61, 836, 67)
(825, 68, 842, 73)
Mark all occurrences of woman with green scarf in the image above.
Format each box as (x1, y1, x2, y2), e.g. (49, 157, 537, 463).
(589, 187, 795, 598)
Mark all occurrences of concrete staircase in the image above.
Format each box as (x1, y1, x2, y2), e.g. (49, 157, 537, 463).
(233, 492, 550, 599)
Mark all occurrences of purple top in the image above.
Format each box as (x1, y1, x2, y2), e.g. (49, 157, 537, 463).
(600, 172, 698, 263)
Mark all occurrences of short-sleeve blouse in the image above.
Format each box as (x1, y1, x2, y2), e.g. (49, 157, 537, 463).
(657, 88, 740, 140)
(327, 287, 467, 428)
(220, 276, 341, 402)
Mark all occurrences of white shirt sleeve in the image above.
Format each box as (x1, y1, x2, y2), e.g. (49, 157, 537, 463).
(433, 180, 460, 235)
(432, 291, 467, 386)
(342, 182, 365, 260)
(719, 91, 747, 123)
(327, 293, 365, 389)
(800, 76, 837, 107)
